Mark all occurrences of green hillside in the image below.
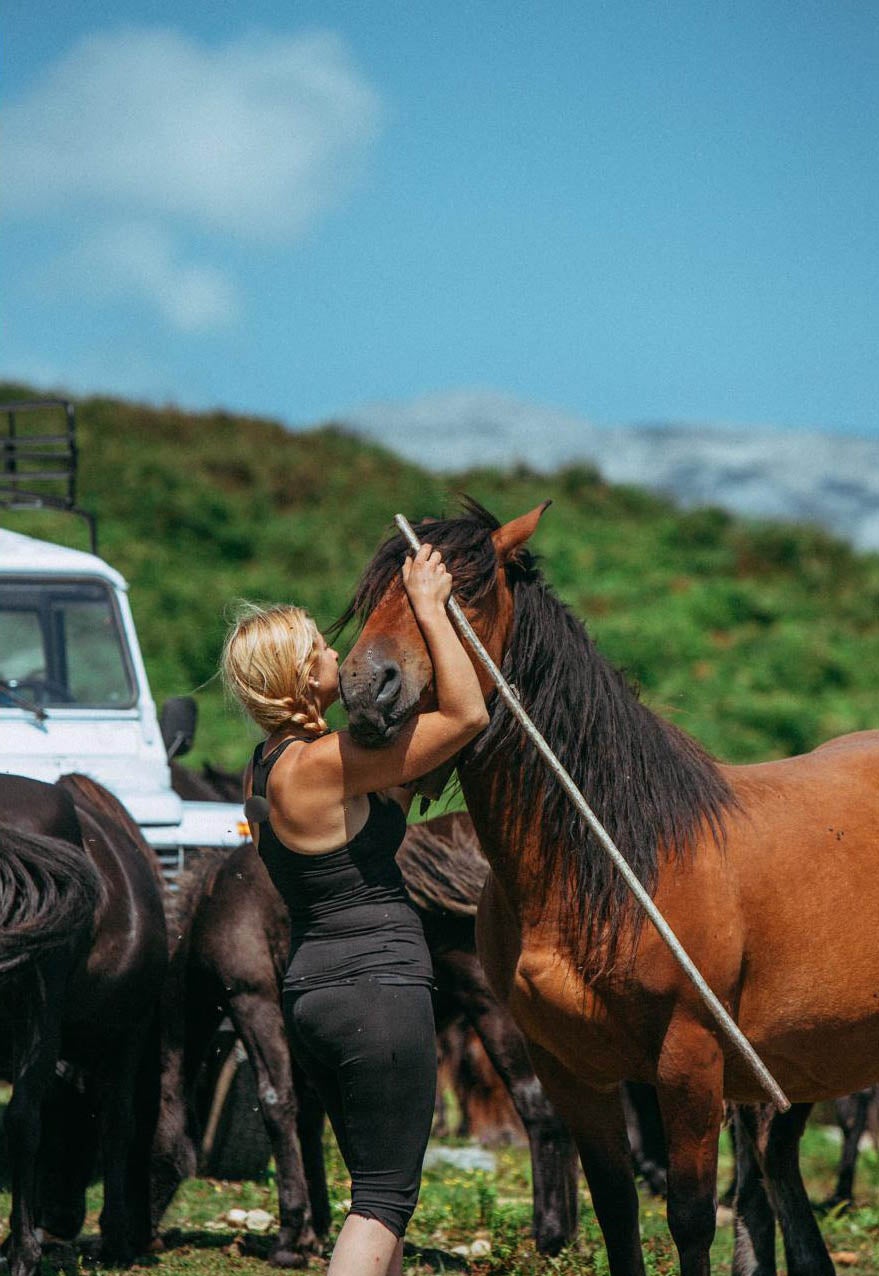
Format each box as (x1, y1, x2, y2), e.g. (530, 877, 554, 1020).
(3, 385, 878, 779)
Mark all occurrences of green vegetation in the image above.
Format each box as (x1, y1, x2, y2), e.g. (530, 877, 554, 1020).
(1, 1122, 878, 1273)
(2, 385, 878, 778)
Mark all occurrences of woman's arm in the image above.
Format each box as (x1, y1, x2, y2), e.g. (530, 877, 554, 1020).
(294, 544, 489, 801)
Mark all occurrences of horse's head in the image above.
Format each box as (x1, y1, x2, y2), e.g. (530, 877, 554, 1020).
(340, 500, 550, 748)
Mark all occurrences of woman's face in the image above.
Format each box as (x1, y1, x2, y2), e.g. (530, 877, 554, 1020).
(311, 633, 340, 709)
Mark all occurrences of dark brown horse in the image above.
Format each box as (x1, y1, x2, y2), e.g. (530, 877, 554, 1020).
(150, 835, 317, 1267)
(171, 764, 580, 1257)
(0, 819, 102, 1276)
(338, 499, 879, 1276)
(0, 773, 167, 1270)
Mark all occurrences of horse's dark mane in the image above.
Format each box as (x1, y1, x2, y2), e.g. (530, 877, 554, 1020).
(398, 812, 488, 917)
(347, 499, 737, 971)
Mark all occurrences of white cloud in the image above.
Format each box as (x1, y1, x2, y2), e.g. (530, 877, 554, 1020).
(5, 26, 383, 241)
(56, 223, 240, 332)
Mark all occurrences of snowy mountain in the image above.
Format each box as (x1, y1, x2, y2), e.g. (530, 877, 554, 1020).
(339, 390, 879, 552)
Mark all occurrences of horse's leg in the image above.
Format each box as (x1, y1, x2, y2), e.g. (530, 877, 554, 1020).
(291, 1058, 331, 1239)
(225, 988, 315, 1266)
(151, 957, 214, 1243)
(527, 1041, 644, 1276)
(655, 1030, 724, 1276)
(4, 979, 63, 1276)
(126, 1006, 163, 1255)
(37, 1067, 100, 1243)
(621, 1082, 667, 1197)
(97, 1022, 153, 1265)
(730, 1105, 777, 1276)
(450, 962, 579, 1255)
(823, 1088, 873, 1212)
(762, 1103, 834, 1276)
(150, 1035, 197, 1241)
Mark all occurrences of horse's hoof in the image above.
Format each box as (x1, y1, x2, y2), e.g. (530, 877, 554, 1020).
(267, 1249, 309, 1270)
(534, 1230, 568, 1258)
(268, 1229, 318, 1269)
(817, 1195, 852, 1217)
(100, 1240, 137, 1268)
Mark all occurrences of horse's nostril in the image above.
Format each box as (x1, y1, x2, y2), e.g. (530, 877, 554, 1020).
(375, 660, 402, 706)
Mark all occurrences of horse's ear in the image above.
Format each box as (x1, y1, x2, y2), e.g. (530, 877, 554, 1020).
(491, 501, 551, 561)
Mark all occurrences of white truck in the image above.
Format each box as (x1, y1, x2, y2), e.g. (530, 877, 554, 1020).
(0, 399, 248, 879)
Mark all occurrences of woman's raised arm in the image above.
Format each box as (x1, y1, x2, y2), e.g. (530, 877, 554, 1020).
(298, 544, 488, 800)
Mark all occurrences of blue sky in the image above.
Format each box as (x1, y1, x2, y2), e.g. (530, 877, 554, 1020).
(4, 2, 878, 438)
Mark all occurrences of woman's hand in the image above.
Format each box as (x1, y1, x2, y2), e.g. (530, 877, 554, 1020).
(402, 543, 452, 620)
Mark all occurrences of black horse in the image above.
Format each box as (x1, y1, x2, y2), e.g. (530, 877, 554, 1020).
(0, 817, 102, 1276)
(0, 773, 167, 1269)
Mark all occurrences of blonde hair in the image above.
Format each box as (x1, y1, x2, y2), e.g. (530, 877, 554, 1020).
(221, 602, 328, 736)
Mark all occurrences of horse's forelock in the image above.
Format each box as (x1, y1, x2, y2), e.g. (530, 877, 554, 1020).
(332, 498, 520, 640)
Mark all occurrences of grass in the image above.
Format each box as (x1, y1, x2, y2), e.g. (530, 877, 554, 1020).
(3, 1121, 879, 1273)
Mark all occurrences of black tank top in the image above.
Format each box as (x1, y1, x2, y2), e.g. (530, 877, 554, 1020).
(251, 739, 433, 993)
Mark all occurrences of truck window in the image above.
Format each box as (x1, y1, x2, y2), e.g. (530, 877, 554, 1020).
(0, 579, 136, 709)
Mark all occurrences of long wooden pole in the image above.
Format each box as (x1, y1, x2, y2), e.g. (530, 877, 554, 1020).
(395, 513, 790, 1112)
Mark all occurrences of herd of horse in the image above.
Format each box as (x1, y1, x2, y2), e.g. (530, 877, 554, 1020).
(1, 497, 878, 1276)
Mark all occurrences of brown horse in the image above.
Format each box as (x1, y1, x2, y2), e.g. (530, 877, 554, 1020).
(0, 820, 102, 1276)
(0, 773, 167, 1272)
(338, 498, 879, 1276)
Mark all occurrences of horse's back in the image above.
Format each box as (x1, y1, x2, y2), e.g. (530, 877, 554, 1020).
(0, 773, 83, 845)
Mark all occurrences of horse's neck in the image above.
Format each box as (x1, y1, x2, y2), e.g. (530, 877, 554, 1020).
(459, 764, 550, 921)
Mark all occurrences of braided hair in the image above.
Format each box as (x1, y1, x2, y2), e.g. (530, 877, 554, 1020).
(221, 602, 328, 737)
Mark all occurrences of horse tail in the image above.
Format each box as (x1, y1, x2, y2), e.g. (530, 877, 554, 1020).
(56, 773, 167, 893)
(0, 823, 103, 976)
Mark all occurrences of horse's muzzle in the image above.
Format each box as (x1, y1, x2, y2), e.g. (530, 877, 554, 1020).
(340, 647, 413, 748)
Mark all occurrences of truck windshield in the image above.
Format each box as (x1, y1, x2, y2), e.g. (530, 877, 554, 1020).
(0, 578, 136, 709)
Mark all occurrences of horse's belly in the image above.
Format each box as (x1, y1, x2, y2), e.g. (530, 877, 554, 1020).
(726, 1012, 879, 1103)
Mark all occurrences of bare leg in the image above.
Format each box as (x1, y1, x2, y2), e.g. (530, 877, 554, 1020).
(327, 1215, 400, 1276)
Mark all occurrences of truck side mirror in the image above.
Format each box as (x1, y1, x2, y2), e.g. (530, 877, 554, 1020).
(160, 696, 198, 760)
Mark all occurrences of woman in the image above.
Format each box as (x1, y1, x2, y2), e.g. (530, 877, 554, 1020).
(221, 543, 489, 1276)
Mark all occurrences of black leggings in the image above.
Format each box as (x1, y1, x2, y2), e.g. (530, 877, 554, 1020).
(284, 981, 436, 1239)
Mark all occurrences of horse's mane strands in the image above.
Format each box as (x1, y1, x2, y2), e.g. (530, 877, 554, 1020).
(398, 812, 488, 917)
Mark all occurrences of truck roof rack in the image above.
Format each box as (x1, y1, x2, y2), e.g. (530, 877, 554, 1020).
(0, 398, 97, 552)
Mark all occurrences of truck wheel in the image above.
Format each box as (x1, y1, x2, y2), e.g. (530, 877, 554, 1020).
(199, 1036, 272, 1181)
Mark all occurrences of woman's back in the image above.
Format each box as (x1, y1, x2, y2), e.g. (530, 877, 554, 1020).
(251, 740, 433, 993)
